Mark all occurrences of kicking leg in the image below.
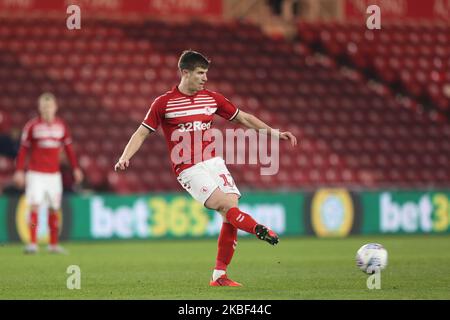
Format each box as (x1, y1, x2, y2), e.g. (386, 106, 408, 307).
(205, 188, 279, 245)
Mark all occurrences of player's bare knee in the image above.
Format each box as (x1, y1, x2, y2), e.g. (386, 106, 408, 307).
(218, 195, 239, 216)
(205, 197, 219, 211)
(214, 201, 232, 216)
(205, 191, 238, 215)
(216, 203, 229, 216)
(226, 194, 239, 208)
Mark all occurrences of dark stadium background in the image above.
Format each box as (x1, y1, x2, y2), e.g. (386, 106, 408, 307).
(0, 0, 449, 301)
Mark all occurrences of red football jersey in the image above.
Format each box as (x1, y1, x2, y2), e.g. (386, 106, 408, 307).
(16, 117, 78, 173)
(142, 86, 239, 175)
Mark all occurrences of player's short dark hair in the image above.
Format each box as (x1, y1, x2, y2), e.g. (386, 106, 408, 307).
(38, 92, 56, 103)
(178, 50, 210, 71)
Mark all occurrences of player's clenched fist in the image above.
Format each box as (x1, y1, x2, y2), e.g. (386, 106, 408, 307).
(114, 159, 129, 171)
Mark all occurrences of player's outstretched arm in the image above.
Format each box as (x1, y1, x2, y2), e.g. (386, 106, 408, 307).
(232, 110, 297, 147)
(114, 125, 151, 171)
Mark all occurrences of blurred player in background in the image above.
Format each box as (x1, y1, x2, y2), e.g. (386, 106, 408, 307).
(13, 93, 83, 254)
(115, 50, 297, 286)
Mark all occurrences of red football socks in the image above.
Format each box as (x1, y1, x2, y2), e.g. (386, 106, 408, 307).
(29, 210, 38, 244)
(225, 207, 258, 234)
(48, 210, 59, 246)
(215, 222, 238, 271)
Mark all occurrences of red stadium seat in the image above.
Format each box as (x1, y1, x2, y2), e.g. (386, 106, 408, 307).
(0, 17, 448, 192)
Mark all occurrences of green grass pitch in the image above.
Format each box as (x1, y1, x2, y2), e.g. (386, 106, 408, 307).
(0, 234, 449, 299)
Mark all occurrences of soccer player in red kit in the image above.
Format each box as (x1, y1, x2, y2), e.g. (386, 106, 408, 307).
(13, 93, 83, 254)
(115, 51, 297, 286)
